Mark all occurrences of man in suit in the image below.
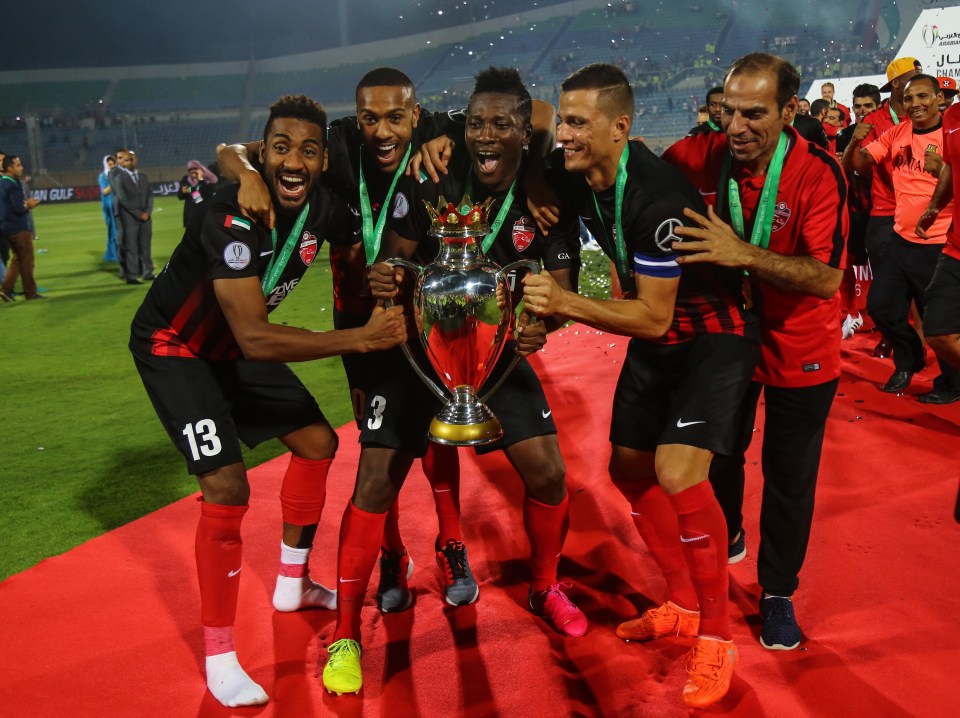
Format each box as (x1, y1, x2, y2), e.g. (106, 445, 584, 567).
(114, 149, 154, 284)
(109, 148, 128, 280)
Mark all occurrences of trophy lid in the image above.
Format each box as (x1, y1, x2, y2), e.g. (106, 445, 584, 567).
(424, 194, 494, 239)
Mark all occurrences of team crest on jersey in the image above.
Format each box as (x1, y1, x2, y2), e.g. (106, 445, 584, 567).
(772, 202, 791, 233)
(392, 191, 409, 218)
(224, 241, 252, 270)
(299, 231, 318, 265)
(513, 216, 535, 252)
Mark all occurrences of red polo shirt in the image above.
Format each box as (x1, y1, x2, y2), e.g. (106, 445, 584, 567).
(859, 100, 907, 216)
(942, 103, 960, 261)
(663, 126, 847, 388)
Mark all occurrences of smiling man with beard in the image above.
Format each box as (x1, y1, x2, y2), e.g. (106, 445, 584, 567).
(129, 95, 407, 708)
(322, 67, 586, 696)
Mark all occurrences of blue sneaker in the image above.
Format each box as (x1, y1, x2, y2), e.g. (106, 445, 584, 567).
(759, 596, 802, 650)
(728, 529, 746, 564)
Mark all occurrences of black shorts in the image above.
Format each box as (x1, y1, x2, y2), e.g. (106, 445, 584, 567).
(131, 344, 324, 475)
(924, 253, 960, 337)
(357, 341, 556, 455)
(848, 210, 869, 266)
(610, 333, 760, 455)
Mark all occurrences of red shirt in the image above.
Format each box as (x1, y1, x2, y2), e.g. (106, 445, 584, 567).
(942, 103, 960, 261)
(864, 120, 953, 244)
(663, 126, 847, 388)
(860, 100, 907, 216)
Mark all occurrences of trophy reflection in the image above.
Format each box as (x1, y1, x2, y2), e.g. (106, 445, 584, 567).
(388, 194, 539, 446)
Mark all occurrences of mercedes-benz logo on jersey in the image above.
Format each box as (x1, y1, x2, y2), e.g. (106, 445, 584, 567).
(224, 241, 252, 270)
(654, 218, 684, 251)
(392, 191, 409, 219)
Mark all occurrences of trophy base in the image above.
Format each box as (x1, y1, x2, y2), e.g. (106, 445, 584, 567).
(428, 386, 504, 446)
(429, 415, 503, 446)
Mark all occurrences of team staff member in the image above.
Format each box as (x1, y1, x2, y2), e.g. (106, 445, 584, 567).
(664, 53, 846, 652)
(917, 101, 960, 387)
(0, 155, 42, 302)
(688, 86, 724, 136)
(835, 84, 881, 339)
(129, 95, 406, 708)
(846, 57, 922, 357)
(327, 66, 586, 696)
(220, 68, 474, 617)
(844, 74, 960, 402)
(524, 63, 759, 710)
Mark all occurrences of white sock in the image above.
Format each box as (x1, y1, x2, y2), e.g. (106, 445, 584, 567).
(273, 542, 337, 612)
(205, 651, 268, 707)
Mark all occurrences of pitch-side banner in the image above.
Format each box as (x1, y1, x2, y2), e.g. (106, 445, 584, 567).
(29, 180, 182, 204)
(806, 6, 960, 109)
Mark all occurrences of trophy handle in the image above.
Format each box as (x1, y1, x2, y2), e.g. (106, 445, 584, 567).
(383, 257, 449, 403)
(479, 260, 542, 404)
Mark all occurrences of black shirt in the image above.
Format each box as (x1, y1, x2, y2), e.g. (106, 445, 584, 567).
(130, 183, 360, 361)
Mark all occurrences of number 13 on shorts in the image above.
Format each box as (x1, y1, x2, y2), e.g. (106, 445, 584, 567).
(182, 419, 222, 461)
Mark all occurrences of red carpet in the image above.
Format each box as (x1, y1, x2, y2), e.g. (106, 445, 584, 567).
(1, 326, 958, 717)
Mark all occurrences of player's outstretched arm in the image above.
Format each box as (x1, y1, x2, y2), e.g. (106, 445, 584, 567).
(213, 276, 407, 361)
(523, 270, 677, 340)
(217, 142, 275, 229)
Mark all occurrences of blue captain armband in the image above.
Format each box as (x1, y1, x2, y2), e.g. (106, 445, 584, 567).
(633, 252, 681, 279)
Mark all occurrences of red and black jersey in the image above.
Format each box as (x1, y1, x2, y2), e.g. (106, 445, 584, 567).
(388, 143, 581, 307)
(548, 139, 754, 345)
(663, 126, 847, 387)
(859, 100, 907, 216)
(130, 183, 360, 361)
(324, 109, 466, 326)
(943, 103, 960, 262)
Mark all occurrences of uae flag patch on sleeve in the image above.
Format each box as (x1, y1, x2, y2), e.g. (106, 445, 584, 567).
(224, 215, 252, 231)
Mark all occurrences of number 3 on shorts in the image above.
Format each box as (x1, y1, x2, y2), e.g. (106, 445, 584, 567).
(182, 419, 223, 461)
(367, 395, 387, 431)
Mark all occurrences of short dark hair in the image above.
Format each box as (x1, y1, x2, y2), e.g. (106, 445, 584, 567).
(809, 98, 830, 118)
(115, 148, 128, 156)
(706, 86, 723, 102)
(471, 67, 533, 125)
(356, 67, 415, 96)
(726, 53, 800, 111)
(2, 154, 18, 171)
(263, 94, 327, 143)
(904, 73, 940, 95)
(561, 63, 634, 119)
(852, 83, 882, 106)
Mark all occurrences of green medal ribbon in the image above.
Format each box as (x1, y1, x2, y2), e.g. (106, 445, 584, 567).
(358, 144, 410, 264)
(707, 119, 721, 132)
(591, 143, 632, 290)
(464, 174, 517, 254)
(0, 175, 17, 183)
(260, 203, 310, 296)
(889, 102, 900, 126)
(718, 132, 788, 252)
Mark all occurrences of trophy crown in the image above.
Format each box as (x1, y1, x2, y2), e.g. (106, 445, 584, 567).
(424, 194, 494, 238)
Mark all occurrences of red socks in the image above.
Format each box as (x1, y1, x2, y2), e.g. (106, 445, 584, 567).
(382, 499, 405, 552)
(195, 502, 248, 634)
(422, 443, 462, 544)
(279, 455, 331, 527)
(522, 493, 569, 593)
(667, 482, 731, 640)
(333, 501, 387, 642)
(614, 477, 700, 611)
